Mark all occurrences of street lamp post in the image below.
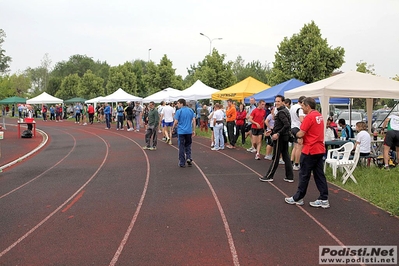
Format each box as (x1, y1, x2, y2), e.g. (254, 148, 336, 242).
(200, 33, 222, 55)
(148, 48, 152, 61)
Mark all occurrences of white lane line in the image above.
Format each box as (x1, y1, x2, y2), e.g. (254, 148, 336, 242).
(109, 135, 150, 266)
(0, 130, 73, 200)
(0, 131, 109, 258)
(195, 140, 347, 247)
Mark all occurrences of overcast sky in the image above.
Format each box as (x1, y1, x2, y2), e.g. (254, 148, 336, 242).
(1, 0, 398, 79)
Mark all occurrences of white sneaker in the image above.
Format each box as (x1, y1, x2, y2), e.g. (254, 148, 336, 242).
(293, 165, 300, 171)
(285, 197, 304, 206)
(309, 199, 330, 209)
(247, 147, 256, 153)
(279, 159, 285, 165)
(255, 153, 260, 160)
(264, 155, 273, 160)
(211, 142, 214, 147)
(211, 147, 220, 151)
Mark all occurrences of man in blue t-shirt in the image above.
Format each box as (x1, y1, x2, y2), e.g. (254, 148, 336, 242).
(338, 118, 354, 140)
(173, 98, 196, 168)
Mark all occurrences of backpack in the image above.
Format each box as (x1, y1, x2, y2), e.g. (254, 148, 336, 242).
(21, 129, 32, 138)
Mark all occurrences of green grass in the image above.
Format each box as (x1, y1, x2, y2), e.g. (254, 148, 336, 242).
(195, 128, 399, 217)
(325, 166, 399, 216)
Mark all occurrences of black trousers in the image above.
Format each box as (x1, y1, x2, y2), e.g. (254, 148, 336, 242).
(293, 153, 328, 201)
(264, 136, 293, 180)
(226, 121, 236, 146)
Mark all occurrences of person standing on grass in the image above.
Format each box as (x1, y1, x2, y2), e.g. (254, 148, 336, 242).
(381, 112, 399, 169)
(225, 99, 237, 149)
(200, 104, 209, 133)
(235, 103, 247, 145)
(290, 96, 306, 171)
(211, 103, 225, 151)
(246, 97, 257, 153)
(260, 95, 293, 182)
(143, 101, 159, 150)
(248, 100, 266, 160)
(173, 98, 196, 167)
(285, 97, 330, 209)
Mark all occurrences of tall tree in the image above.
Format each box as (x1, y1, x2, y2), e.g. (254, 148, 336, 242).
(186, 49, 236, 90)
(0, 29, 12, 75)
(156, 55, 183, 90)
(78, 70, 104, 99)
(269, 21, 345, 85)
(0, 74, 30, 98)
(232, 56, 271, 84)
(354, 61, 376, 108)
(56, 74, 80, 99)
(106, 62, 137, 95)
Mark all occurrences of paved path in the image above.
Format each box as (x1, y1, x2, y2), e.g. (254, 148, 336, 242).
(0, 118, 398, 265)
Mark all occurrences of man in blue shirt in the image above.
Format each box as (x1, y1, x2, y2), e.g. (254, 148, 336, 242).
(173, 98, 196, 168)
(104, 103, 111, 129)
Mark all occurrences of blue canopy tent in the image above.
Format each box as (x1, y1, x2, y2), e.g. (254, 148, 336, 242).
(244, 78, 349, 105)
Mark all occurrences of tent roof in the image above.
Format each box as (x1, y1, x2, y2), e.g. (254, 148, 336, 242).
(142, 87, 181, 103)
(85, 96, 105, 104)
(285, 71, 399, 99)
(26, 92, 63, 104)
(244, 79, 306, 104)
(64, 97, 87, 104)
(100, 88, 142, 102)
(0, 96, 27, 104)
(172, 80, 219, 101)
(212, 77, 270, 101)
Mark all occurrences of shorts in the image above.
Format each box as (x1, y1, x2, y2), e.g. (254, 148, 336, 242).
(291, 127, 300, 143)
(162, 121, 173, 127)
(384, 130, 399, 148)
(126, 115, 133, 121)
(265, 135, 273, 146)
(245, 123, 252, 132)
(251, 128, 264, 136)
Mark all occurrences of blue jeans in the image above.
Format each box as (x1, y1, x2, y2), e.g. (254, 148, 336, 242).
(178, 134, 192, 166)
(117, 116, 124, 129)
(105, 114, 111, 128)
(213, 123, 224, 149)
(293, 153, 328, 201)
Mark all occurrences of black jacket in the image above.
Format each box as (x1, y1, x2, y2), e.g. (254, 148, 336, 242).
(273, 106, 291, 137)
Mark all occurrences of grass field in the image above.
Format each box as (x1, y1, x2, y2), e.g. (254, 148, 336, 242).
(195, 128, 399, 217)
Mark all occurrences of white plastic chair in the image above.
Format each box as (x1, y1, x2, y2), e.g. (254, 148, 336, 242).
(337, 145, 361, 184)
(324, 142, 355, 178)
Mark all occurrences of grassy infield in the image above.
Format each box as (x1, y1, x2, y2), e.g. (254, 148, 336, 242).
(195, 128, 399, 217)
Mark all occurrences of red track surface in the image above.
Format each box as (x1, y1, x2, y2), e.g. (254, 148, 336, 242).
(0, 118, 398, 265)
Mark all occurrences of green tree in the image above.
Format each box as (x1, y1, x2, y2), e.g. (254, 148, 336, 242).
(232, 56, 271, 84)
(186, 49, 236, 90)
(269, 21, 345, 85)
(0, 73, 31, 98)
(142, 61, 158, 96)
(78, 70, 104, 99)
(356, 61, 375, 75)
(392, 75, 399, 81)
(106, 62, 137, 95)
(47, 77, 62, 96)
(156, 55, 183, 90)
(354, 61, 376, 108)
(56, 74, 80, 99)
(131, 59, 147, 97)
(0, 29, 12, 75)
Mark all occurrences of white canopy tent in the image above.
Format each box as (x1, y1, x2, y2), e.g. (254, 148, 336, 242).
(26, 92, 63, 104)
(99, 88, 142, 102)
(85, 96, 105, 104)
(285, 71, 399, 132)
(171, 80, 219, 101)
(142, 87, 181, 103)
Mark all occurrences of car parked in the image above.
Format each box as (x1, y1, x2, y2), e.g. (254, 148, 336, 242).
(372, 112, 390, 132)
(336, 111, 364, 131)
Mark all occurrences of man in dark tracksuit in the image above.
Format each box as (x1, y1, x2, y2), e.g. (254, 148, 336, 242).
(260, 95, 294, 182)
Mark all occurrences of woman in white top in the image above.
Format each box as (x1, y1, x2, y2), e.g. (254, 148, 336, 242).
(354, 121, 371, 156)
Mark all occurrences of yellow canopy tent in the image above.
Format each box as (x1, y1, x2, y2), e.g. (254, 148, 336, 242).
(211, 76, 270, 101)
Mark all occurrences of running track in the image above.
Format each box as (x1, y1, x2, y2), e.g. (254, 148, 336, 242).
(0, 119, 398, 265)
